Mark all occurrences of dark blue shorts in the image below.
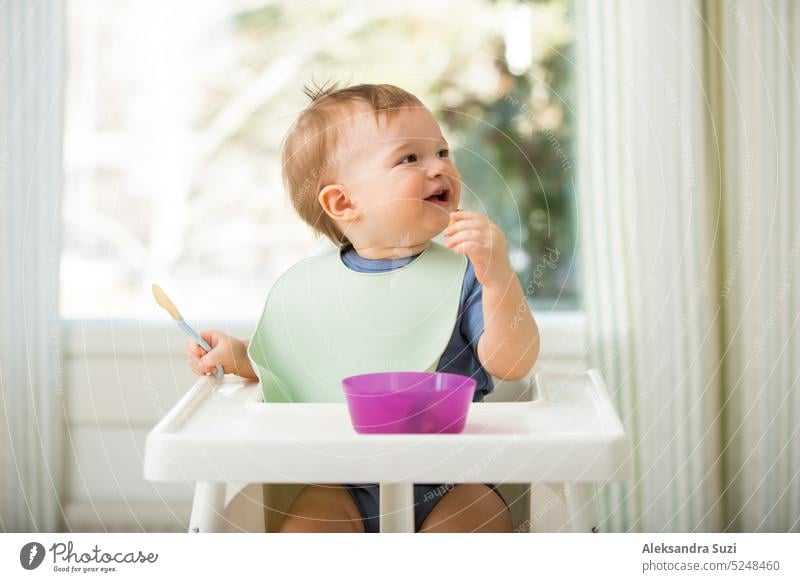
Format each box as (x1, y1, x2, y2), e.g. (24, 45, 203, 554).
(343, 483, 509, 533)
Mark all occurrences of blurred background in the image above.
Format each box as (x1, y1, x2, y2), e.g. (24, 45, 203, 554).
(1, 0, 798, 533)
(61, 0, 578, 320)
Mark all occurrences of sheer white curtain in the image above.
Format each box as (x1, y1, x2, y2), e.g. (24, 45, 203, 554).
(708, 0, 800, 533)
(0, 0, 65, 532)
(575, 0, 799, 532)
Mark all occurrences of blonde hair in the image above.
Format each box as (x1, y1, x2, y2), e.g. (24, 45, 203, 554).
(281, 82, 425, 246)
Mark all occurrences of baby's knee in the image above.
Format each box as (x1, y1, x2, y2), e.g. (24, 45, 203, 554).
(279, 485, 364, 533)
(420, 484, 512, 533)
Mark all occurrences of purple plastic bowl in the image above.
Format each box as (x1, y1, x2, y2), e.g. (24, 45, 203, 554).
(341, 371, 476, 434)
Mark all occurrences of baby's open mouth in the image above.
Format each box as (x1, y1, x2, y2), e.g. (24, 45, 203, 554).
(423, 187, 451, 206)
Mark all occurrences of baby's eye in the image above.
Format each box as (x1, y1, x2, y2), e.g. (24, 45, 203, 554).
(398, 153, 418, 164)
(437, 149, 450, 159)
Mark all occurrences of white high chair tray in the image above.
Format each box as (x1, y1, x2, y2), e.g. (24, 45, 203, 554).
(144, 370, 631, 485)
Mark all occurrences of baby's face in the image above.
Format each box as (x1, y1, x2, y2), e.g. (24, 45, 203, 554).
(335, 106, 461, 247)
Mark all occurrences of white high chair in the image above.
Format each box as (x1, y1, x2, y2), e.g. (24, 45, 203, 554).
(144, 369, 631, 532)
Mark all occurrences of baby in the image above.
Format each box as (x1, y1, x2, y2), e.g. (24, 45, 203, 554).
(186, 83, 540, 532)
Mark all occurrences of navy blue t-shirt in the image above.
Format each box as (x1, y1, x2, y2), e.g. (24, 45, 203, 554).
(340, 243, 494, 401)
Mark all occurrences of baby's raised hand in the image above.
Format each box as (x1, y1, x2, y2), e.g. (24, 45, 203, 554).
(443, 210, 513, 288)
(186, 330, 250, 377)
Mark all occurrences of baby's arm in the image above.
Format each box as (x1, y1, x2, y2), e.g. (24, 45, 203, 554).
(187, 331, 258, 380)
(476, 270, 540, 380)
(444, 210, 540, 380)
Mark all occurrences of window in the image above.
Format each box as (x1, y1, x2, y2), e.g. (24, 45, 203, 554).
(62, 0, 577, 320)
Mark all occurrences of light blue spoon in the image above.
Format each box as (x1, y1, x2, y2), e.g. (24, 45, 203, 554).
(152, 284, 224, 380)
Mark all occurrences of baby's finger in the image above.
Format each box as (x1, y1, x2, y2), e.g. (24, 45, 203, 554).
(450, 240, 485, 255)
(188, 351, 204, 369)
(191, 357, 216, 375)
(444, 229, 487, 248)
(449, 210, 484, 223)
(443, 218, 485, 236)
(198, 329, 220, 349)
(199, 348, 223, 369)
(186, 338, 206, 357)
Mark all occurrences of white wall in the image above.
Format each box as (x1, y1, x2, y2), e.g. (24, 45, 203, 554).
(60, 313, 587, 532)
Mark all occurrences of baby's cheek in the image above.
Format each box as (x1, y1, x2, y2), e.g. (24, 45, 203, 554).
(397, 171, 423, 193)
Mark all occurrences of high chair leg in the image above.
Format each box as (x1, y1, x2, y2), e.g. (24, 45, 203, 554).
(563, 483, 600, 532)
(379, 483, 414, 532)
(529, 482, 600, 533)
(189, 482, 227, 532)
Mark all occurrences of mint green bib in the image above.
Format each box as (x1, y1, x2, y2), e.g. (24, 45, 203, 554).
(247, 241, 468, 403)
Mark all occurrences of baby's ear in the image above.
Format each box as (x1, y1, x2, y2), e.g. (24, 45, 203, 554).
(318, 184, 359, 222)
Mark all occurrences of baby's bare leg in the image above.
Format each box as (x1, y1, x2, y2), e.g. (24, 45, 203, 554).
(419, 484, 512, 533)
(279, 485, 365, 533)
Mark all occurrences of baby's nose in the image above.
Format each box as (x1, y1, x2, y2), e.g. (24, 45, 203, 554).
(425, 158, 447, 178)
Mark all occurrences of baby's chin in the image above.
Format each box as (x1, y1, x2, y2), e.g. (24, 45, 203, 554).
(363, 208, 450, 242)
